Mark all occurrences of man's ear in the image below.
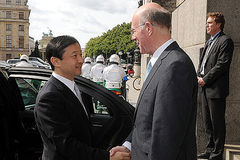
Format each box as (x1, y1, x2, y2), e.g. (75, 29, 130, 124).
(145, 22, 153, 36)
(50, 57, 60, 68)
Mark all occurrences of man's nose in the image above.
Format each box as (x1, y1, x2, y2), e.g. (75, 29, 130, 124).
(78, 56, 84, 63)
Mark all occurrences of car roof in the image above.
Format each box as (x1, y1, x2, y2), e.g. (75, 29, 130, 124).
(7, 67, 52, 78)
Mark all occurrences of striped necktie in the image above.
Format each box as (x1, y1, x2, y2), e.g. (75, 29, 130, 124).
(200, 39, 214, 75)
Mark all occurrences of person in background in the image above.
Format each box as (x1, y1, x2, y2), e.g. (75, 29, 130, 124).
(111, 3, 198, 160)
(127, 65, 134, 77)
(197, 12, 234, 160)
(81, 57, 92, 79)
(34, 35, 130, 160)
(90, 55, 106, 85)
(103, 54, 127, 95)
(16, 55, 33, 67)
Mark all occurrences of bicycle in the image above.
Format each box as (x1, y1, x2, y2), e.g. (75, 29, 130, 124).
(133, 76, 141, 91)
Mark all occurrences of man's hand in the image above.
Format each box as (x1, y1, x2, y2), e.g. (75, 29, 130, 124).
(110, 151, 130, 160)
(110, 146, 130, 157)
(198, 77, 205, 87)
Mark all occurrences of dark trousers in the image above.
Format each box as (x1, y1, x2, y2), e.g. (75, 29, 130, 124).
(201, 88, 226, 160)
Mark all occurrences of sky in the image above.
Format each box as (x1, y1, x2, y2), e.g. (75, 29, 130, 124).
(28, 0, 138, 48)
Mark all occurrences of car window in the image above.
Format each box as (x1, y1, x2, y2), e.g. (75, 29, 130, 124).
(15, 77, 46, 109)
(92, 97, 109, 115)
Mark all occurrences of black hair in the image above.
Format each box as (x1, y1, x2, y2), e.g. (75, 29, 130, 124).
(46, 35, 79, 70)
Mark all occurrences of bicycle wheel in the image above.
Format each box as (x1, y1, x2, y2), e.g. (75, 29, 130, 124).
(133, 77, 141, 91)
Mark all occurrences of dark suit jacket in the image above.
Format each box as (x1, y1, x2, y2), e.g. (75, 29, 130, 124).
(130, 42, 198, 160)
(197, 32, 234, 98)
(34, 76, 109, 160)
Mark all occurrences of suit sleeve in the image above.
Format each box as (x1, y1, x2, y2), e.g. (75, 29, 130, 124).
(203, 38, 234, 85)
(150, 61, 197, 159)
(34, 91, 109, 160)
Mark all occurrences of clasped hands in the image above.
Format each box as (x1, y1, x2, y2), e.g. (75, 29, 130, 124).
(110, 146, 131, 160)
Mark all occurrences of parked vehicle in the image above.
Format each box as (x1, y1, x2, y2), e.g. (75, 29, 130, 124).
(1, 67, 134, 160)
(6, 59, 21, 66)
(29, 57, 51, 67)
(0, 60, 10, 68)
(29, 60, 51, 69)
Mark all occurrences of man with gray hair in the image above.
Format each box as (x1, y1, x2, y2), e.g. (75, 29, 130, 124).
(110, 3, 198, 160)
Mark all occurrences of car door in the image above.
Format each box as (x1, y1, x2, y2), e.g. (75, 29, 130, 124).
(75, 76, 134, 150)
(7, 67, 134, 158)
(7, 68, 51, 159)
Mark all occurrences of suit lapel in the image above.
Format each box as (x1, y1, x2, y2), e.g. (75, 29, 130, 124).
(200, 32, 224, 64)
(50, 76, 90, 121)
(133, 42, 179, 121)
(205, 34, 222, 62)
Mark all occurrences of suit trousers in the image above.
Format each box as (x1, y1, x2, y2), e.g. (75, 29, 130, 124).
(201, 88, 226, 159)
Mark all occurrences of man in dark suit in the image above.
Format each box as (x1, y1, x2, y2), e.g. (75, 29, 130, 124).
(34, 35, 130, 160)
(197, 12, 234, 160)
(111, 3, 198, 160)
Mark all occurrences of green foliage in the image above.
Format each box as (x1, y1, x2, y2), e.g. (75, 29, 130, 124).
(85, 22, 136, 59)
(30, 41, 41, 58)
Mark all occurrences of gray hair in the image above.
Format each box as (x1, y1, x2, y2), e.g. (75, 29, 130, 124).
(139, 8, 171, 29)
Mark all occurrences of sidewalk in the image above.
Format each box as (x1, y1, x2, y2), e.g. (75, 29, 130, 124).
(126, 77, 141, 107)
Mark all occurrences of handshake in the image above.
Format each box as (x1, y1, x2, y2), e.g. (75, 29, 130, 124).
(109, 146, 131, 160)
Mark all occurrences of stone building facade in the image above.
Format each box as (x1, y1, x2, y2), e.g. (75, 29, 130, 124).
(0, 0, 30, 60)
(39, 31, 54, 60)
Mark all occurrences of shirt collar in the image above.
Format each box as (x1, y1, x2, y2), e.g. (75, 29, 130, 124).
(211, 31, 221, 40)
(52, 72, 75, 93)
(150, 38, 175, 66)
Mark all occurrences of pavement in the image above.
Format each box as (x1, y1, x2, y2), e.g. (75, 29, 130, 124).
(125, 77, 141, 107)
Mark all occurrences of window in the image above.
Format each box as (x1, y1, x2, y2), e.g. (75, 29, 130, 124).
(6, 54, 12, 60)
(6, 11, 12, 18)
(6, 0, 11, 4)
(15, 78, 47, 108)
(92, 98, 109, 114)
(6, 24, 12, 31)
(19, 25, 24, 31)
(6, 35, 12, 48)
(16, 0, 21, 5)
(19, 36, 24, 48)
(19, 12, 24, 19)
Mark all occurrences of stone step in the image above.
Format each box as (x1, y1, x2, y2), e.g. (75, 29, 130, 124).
(225, 144, 240, 160)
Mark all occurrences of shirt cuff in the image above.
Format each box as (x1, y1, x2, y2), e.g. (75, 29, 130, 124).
(122, 141, 131, 151)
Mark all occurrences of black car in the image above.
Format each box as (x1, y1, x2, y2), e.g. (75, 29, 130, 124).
(1, 67, 134, 160)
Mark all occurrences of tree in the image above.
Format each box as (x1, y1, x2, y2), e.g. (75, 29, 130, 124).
(30, 41, 41, 58)
(85, 22, 136, 60)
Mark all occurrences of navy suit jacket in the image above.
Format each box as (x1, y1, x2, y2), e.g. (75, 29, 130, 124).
(34, 76, 109, 160)
(130, 42, 198, 160)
